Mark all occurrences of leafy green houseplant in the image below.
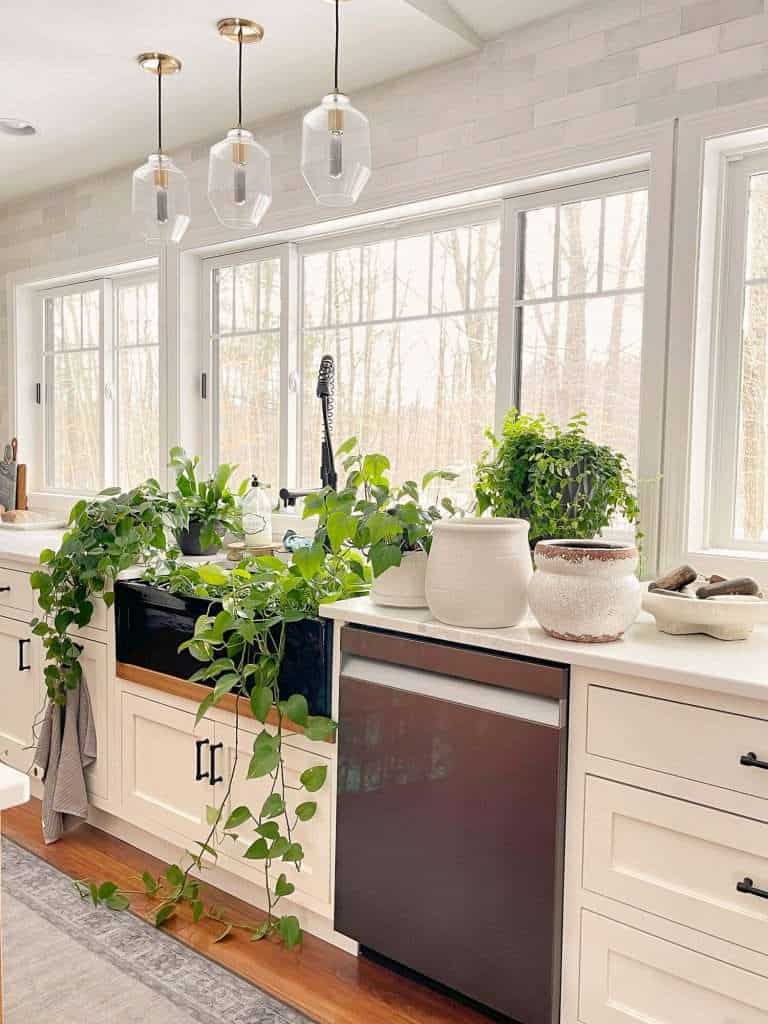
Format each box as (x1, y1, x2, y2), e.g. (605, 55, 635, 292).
(474, 410, 640, 547)
(30, 454, 366, 947)
(168, 447, 246, 555)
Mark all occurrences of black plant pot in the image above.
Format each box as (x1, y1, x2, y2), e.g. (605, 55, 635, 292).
(175, 520, 222, 556)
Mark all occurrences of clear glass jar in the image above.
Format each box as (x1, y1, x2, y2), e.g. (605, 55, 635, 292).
(242, 476, 273, 547)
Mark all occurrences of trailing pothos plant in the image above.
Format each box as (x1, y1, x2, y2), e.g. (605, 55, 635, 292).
(304, 437, 459, 578)
(29, 463, 367, 947)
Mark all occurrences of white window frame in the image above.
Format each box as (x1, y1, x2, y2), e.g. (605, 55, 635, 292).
(200, 244, 297, 493)
(36, 266, 161, 496)
(295, 205, 504, 491)
(706, 149, 768, 551)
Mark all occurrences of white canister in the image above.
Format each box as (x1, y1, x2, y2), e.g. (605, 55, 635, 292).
(528, 539, 640, 643)
(425, 518, 532, 629)
(370, 550, 428, 608)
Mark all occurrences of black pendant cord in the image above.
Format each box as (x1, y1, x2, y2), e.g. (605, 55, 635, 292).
(237, 26, 244, 128)
(156, 71, 162, 153)
(334, 0, 340, 93)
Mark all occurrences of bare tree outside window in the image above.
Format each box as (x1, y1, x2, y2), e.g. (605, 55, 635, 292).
(115, 278, 160, 487)
(301, 220, 501, 502)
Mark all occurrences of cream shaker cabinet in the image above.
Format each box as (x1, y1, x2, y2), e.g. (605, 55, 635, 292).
(0, 615, 41, 773)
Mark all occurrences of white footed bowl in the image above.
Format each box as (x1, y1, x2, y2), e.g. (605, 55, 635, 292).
(425, 518, 532, 629)
(642, 589, 768, 641)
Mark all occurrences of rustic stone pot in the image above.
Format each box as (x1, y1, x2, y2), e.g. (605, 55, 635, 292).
(528, 539, 641, 643)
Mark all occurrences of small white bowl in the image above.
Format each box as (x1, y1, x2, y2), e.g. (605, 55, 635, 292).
(642, 589, 768, 641)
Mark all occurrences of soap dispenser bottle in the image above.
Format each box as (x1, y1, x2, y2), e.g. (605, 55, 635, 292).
(242, 477, 273, 548)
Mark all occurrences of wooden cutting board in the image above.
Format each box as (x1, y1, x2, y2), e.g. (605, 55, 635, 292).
(0, 440, 17, 514)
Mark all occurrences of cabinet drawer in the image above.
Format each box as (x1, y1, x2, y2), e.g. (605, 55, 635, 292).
(0, 567, 33, 615)
(587, 685, 768, 803)
(579, 911, 768, 1023)
(584, 776, 768, 957)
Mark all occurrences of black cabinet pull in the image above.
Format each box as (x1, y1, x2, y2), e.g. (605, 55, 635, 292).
(740, 752, 768, 770)
(195, 738, 210, 781)
(18, 638, 31, 671)
(0, 586, 10, 593)
(737, 877, 768, 900)
(209, 742, 223, 786)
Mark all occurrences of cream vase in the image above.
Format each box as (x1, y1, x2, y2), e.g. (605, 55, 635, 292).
(425, 518, 532, 628)
(370, 550, 428, 608)
(528, 539, 641, 643)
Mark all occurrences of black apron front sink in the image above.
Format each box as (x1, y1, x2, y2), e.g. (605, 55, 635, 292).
(115, 579, 332, 717)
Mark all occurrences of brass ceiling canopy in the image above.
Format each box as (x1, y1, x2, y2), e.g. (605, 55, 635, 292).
(136, 52, 183, 75)
(217, 18, 264, 43)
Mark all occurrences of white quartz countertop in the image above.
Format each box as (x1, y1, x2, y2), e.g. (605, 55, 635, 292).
(0, 764, 30, 812)
(321, 597, 768, 703)
(0, 528, 66, 568)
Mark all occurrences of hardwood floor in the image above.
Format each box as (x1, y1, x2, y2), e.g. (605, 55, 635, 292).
(2, 799, 495, 1024)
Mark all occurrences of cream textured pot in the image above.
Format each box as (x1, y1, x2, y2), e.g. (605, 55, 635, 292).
(528, 539, 640, 643)
(370, 550, 428, 608)
(425, 518, 532, 628)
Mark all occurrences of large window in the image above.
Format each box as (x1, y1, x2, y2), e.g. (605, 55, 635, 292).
(710, 150, 768, 548)
(511, 176, 648, 474)
(208, 251, 283, 489)
(41, 271, 160, 493)
(300, 214, 500, 499)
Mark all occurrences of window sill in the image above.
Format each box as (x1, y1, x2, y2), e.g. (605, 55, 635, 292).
(684, 547, 768, 584)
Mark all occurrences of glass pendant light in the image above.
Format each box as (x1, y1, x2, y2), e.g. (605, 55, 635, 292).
(208, 18, 272, 230)
(132, 53, 190, 246)
(301, 0, 371, 207)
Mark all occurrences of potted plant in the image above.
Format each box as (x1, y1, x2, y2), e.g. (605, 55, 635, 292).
(474, 410, 640, 547)
(305, 438, 458, 608)
(168, 447, 246, 556)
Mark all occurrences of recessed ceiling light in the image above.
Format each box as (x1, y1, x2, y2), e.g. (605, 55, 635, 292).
(0, 118, 36, 136)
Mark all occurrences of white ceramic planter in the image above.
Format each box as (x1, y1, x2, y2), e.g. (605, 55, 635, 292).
(528, 539, 641, 643)
(370, 550, 428, 608)
(425, 518, 532, 628)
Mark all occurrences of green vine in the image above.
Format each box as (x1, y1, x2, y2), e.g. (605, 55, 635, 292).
(30, 460, 367, 946)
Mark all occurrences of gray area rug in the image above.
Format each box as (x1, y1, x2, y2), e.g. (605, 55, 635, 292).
(1, 838, 312, 1024)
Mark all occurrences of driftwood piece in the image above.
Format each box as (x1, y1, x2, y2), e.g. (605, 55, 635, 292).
(696, 577, 761, 600)
(649, 564, 697, 593)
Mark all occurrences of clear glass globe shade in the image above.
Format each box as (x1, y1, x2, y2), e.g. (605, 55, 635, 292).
(131, 153, 190, 245)
(301, 93, 371, 207)
(208, 128, 272, 229)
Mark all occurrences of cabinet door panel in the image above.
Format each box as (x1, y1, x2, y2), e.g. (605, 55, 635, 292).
(122, 692, 216, 844)
(0, 616, 41, 771)
(216, 722, 333, 906)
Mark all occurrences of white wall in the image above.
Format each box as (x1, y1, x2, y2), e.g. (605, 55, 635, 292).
(3, 0, 768, 443)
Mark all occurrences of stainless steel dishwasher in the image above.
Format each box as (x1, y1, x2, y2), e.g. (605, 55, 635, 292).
(335, 626, 569, 1024)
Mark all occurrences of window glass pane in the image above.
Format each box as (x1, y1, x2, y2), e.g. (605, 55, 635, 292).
(734, 282, 768, 542)
(138, 281, 158, 345)
(118, 347, 160, 486)
(259, 258, 281, 331)
(395, 234, 430, 317)
(118, 286, 138, 347)
(61, 293, 83, 350)
(603, 191, 647, 292)
(557, 198, 601, 296)
(218, 334, 280, 487)
(303, 253, 330, 328)
(330, 248, 361, 325)
(520, 294, 644, 472)
(234, 262, 259, 331)
(361, 241, 394, 322)
(48, 351, 101, 491)
(432, 227, 470, 313)
(746, 173, 768, 281)
(470, 222, 500, 308)
(81, 290, 100, 349)
(215, 266, 234, 334)
(301, 219, 501, 498)
(523, 207, 556, 299)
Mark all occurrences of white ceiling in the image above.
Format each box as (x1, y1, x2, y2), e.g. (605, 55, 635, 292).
(0, 0, 586, 204)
